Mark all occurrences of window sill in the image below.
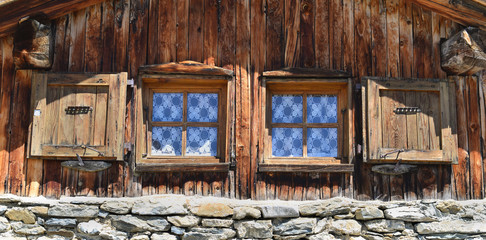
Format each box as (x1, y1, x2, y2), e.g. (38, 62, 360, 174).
(135, 162, 230, 172)
(258, 163, 354, 173)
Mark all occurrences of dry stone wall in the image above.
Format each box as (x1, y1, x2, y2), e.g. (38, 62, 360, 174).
(0, 195, 484, 239)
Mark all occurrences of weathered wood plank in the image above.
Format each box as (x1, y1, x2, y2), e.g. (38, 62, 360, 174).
(466, 76, 482, 199)
(147, 0, 158, 64)
(158, 0, 176, 63)
(371, 0, 387, 76)
(68, 9, 86, 72)
(235, 0, 251, 199)
(85, 3, 102, 73)
(128, 0, 148, 78)
(300, 0, 315, 67)
(203, 0, 218, 66)
(266, 0, 283, 70)
(399, 0, 413, 78)
(330, 0, 342, 70)
(101, 0, 115, 72)
(387, 0, 400, 77)
(284, 0, 301, 68)
(342, 0, 354, 75)
(0, 37, 14, 194)
(355, 0, 371, 79)
(188, 0, 204, 62)
(113, 0, 129, 72)
(315, 0, 329, 69)
(176, 0, 189, 61)
(452, 76, 469, 200)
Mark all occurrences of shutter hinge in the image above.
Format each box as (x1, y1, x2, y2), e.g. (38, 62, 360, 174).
(127, 78, 135, 87)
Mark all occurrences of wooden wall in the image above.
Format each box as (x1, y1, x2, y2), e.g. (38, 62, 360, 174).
(1, 0, 484, 200)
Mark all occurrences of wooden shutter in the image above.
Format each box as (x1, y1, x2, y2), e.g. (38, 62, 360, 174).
(362, 77, 458, 164)
(29, 72, 127, 160)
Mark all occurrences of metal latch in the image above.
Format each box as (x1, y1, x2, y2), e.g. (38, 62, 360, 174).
(393, 107, 421, 114)
(65, 106, 92, 115)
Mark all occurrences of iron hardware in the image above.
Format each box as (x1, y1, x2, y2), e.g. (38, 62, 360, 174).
(65, 106, 92, 115)
(393, 107, 421, 114)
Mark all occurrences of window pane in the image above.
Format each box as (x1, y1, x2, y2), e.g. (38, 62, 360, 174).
(186, 127, 218, 156)
(272, 95, 303, 123)
(272, 128, 303, 157)
(187, 93, 218, 122)
(153, 93, 183, 122)
(307, 128, 338, 157)
(152, 127, 182, 156)
(307, 95, 337, 123)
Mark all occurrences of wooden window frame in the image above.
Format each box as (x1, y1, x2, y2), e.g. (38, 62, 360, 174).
(259, 69, 354, 173)
(362, 77, 458, 164)
(135, 62, 234, 172)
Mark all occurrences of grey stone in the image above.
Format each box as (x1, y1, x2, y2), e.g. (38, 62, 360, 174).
(167, 215, 200, 227)
(130, 234, 150, 240)
(329, 219, 362, 235)
(274, 234, 307, 240)
(273, 218, 316, 236)
(201, 219, 233, 228)
(146, 218, 171, 231)
(182, 228, 235, 240)
(111, 215, 150, 232)
(48, 204, 99, 218)
(422, 233, 470, 239)
(0, 217, 11, 232)
(99, 229, 128, 240)
(234, 220, 272, 239)
(0, 205, 8, 215)
(151, 233, 177, 240)
(101, 201, 132, 214)
(384, 206, 438, 222)
(171, 226, 186, 235)
(299, 197, 353, 216)
(416, 219, 486, 234)
(132, 199, 187, 216)
(308, 232, 338, 240)
(78, 220, 104, 235)
(12, 224, 46, 235)
(37, 217, 45, 225)
(259, 205, 299, 218)
(0, 194, 20, 203)
(45, 218, 76, 228)
(5, 208, 36, 224)
(37, 236, 71, 240)
(99, 210, 109, 218)
(364, 219, 406, 233)
(334, 212, 355, 219)
(232, 207, 261, 220)
(45, 228, 75, 238)
(314, 218, 329, 234)
(355, 206, 384, 220)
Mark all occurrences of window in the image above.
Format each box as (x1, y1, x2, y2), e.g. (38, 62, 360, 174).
(135, 61, 233, 172)
(28, 72, 127, 160)
(259, 69, 354, 173)
(362, 77, 458, 164)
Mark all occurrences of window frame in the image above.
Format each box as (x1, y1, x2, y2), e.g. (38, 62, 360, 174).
(259, 69, 354, 173)
(135, 62, 234, 172)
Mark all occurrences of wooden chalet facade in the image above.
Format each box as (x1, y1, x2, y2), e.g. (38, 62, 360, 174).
(0, 0, 486, 201)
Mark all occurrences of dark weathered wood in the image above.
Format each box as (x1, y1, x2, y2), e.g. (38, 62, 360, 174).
(387, 0, 399, 77)
(315, 0, 329, 69)
(176, 0, 189, 61)
(300, 0, 315, 68)
(158, 0, 176, 63)
(188, 0, 203, 62)
(284, 0, 300, 68)
(203, 0, 218, 66)
(453, 76, 469, 200)
(259, 164, 354, 173)
(266, 0, 283, 70)
(466, 76, 483, 199)
(371, 0, 387, 76)
(399, 0, 413, 78)
(0, 0, 107, 38)
(9, 70, 32, 195)
(409, 0, 486, 28)
(330, 0, 342, 70)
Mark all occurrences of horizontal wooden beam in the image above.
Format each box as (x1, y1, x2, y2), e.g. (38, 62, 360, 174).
(409, 0, 486, 28)
(0, 0, 106, 38)
(258, 163, 354, 173)
(135, 163, 230, 172)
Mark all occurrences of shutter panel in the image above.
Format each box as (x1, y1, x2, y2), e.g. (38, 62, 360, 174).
(363, 77, 458, 164)
(29, 72, 127, 160)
